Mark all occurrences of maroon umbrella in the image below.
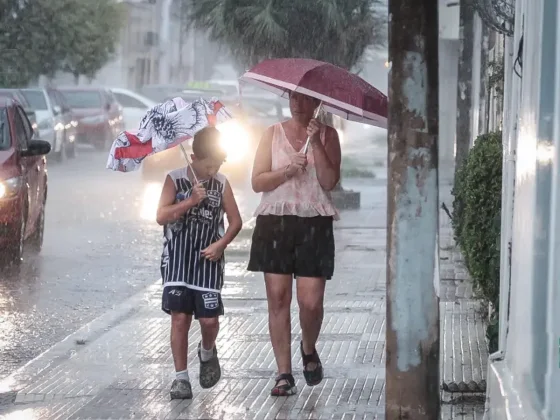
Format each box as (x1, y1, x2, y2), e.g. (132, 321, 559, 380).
(239, 58, 388, 128)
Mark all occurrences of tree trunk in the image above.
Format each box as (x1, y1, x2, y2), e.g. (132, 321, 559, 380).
(386, 0, 440, 417)
(73, 73, 80, 85)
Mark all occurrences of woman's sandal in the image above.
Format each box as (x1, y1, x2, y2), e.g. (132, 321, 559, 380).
(270, 373, 297, 396)
(300, 341, 323, 386)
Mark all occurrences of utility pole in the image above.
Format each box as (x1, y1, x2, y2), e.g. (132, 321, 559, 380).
(158, 0, 173, 84)
(386, 0, 440, 418)
(455, 0, 474, 173)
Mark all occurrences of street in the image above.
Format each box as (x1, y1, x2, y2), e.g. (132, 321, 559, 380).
(0, 147, 259, 381)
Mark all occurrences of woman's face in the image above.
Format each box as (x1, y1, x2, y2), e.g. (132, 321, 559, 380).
(289, 92, 318, 122)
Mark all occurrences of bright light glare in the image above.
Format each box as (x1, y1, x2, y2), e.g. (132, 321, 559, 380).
(217, 120, 249, 163)
(140, 182, 162, 221)
(0, 183, 5, 199)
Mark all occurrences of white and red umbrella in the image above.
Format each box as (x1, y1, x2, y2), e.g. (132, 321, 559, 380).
(106, 97, 232, 180)
(239, 58, 388, 128)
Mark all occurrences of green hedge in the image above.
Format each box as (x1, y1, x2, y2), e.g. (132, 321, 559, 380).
(451, 131, 503, 352)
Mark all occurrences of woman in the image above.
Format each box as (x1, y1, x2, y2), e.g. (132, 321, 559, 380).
(248, 91, 341, 396)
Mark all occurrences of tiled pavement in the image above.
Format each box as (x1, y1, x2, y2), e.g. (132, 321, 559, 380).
(0, 179, 485, 419)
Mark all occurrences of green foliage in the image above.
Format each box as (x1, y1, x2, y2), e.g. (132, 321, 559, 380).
(64, 0, 124, 80)
(488, 56, 504, 102)
(0, 0, 122, 87)
(186, 0, 386, 69)
(452, 131, 502, 352)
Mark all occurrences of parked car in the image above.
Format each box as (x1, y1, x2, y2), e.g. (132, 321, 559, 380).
(58, 86, 123, 150)
(110, 87, 156, 131)
(0, 88, 39, 138)
(20, 88, 76, 160)
(0, 97, 51, 264)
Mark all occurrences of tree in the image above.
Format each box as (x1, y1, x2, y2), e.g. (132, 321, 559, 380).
(0, 0, 76, 85)
(64, 0, 124, 83)
(187, 0, 386, 71)
(0, 0, 122, 87)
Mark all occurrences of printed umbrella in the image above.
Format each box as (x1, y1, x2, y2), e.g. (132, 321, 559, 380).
(239, 58, 388, 129)
(106, 97, 232, 181)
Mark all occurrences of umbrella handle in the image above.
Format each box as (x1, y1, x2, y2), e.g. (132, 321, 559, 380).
(179, 143, 199, 184)
(302, 102, 324, 154)
(179, 143, 209, 207)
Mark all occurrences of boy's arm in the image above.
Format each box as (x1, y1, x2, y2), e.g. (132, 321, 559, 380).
(217, 179, 242, 247)
(156, 175, 197, 226)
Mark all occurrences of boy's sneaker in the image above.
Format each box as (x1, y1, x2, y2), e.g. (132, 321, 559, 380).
(198, 342, 221, 389)
(170, 379, 193, 400)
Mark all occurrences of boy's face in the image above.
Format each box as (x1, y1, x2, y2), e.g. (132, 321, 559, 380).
(191, 155, 224, 180)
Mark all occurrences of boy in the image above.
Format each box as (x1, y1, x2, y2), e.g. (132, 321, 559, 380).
(156, 126, 242, 399)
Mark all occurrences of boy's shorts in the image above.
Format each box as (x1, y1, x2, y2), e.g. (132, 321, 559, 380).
(162, 286, 224, 319)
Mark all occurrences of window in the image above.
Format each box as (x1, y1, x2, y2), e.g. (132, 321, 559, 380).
(16, 106, 32, 141)
(21, 90, 48, 110)
(55, 91, 71, 112)
(13, 107, 29, 150)
(114, 92, 148, 109)
(0, 108, 8, 151)
(60, 91, 102, 109)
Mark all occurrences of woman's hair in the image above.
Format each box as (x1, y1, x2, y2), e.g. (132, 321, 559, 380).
(192, 126, 226, 161)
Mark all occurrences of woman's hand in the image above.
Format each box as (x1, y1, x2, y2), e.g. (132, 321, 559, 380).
(286, 153, 307, 178)
(306, 119, 323, 143)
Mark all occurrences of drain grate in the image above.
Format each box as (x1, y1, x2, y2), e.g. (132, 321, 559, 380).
(0, 391, 17, 406)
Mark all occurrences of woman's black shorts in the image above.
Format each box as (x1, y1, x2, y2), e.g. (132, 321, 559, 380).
(247, 215, 335, 279)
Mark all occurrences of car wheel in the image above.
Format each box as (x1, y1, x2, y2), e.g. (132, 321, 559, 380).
(54, 136, 67, 162)
(67, 139, 76, 158)
(95, 127, 112, 150)
(6, 210, 26, 265)
(29, 195, 46, 253)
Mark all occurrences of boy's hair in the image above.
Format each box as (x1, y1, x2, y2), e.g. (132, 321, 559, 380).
(192, 126, 227, 161)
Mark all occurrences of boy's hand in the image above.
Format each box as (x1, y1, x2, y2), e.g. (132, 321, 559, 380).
(190, 183, 207, 205)
(201, 241, 226, 261)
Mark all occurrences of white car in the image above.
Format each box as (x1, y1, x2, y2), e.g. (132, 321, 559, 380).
(110, 88, 157, 132)
(20, 88, 75, 160)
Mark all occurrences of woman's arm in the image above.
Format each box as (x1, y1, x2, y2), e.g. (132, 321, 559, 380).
(156, 175, 198, 225)
(311, 126, 341, 191)
(251, 127, 289, 193)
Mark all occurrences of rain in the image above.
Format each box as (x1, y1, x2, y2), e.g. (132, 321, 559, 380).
(0, 0, 542, 419)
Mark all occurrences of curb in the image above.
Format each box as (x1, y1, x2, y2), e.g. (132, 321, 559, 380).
(0, 280, 161, 395)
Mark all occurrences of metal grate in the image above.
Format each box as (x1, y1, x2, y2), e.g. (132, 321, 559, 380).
(469, 0, 515, 36)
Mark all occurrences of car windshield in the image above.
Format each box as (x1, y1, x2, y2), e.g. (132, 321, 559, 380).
(0, 108, 8, 151)
(21, 90, 48, 110)
(60, 91, 102, 109)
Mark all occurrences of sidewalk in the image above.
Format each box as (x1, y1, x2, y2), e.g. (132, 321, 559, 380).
(0, 179, 483, 419)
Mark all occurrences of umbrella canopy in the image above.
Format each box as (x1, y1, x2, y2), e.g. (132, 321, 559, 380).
(106, 97, 232, 173)
(239, 58, 387, 128)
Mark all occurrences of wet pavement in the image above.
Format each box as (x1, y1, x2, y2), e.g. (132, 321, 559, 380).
(0, 177, 485, 419)
(0, 148, 259, 381)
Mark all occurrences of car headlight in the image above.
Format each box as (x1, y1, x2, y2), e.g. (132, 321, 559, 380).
(0, 177, 22, 199)
(216, 120, 250, 163)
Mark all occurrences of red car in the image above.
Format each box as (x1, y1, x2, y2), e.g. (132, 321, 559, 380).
(0, 98, 51, 264)
(58, 86, 123, 150)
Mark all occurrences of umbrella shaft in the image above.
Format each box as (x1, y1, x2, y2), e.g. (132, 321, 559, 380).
(179, 143, 199, 184)
(303, 102, 323, 154)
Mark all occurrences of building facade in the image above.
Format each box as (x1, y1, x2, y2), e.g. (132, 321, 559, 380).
(485, 0, 558, 418)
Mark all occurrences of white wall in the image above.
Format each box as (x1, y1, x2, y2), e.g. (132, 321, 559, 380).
(438, 0, 460, 184)
(485, 0, 559, 417)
